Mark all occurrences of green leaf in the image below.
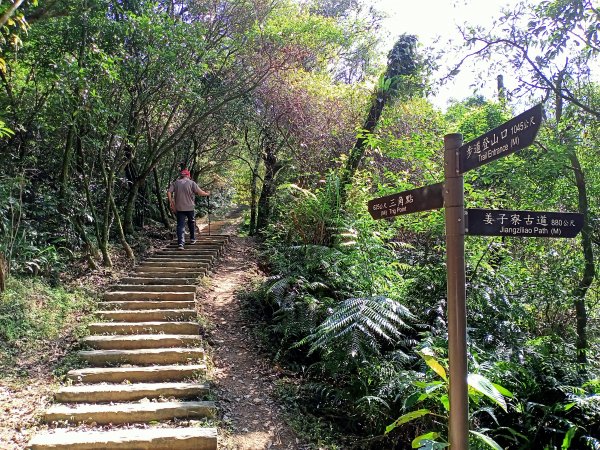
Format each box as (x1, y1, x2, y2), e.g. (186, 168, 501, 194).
(385, 409, 431, 434)
(468, 373, 507, 412)
(413, 432, 440, 448)
(491, 382, 514, 398)
(418, 348, 447, 381)
(440, 394, 449, 411)
(564, 402, 577, 411)
(469, 430, 503, 450)
(562, 426, 578, 450)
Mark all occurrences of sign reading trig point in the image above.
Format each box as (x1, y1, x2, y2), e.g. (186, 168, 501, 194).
(459, 104, 543, 173)
(367, 182, 443, 220)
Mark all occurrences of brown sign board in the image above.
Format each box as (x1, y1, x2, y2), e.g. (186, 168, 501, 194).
(367, 182, 444, 220)
(458, 104, 543, 174)
(465, 208, 583, 238)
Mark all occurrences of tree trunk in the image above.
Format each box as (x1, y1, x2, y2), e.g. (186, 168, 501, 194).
(556, 73, 593, 370)
(256, 149, 280, 232)
(339, 35, 419, 204)
(72, 215, 98, 270)
(0, 252, 6, 292)
(110, 191, 135, 262)
(100, 159, 114, 268)
(569, 151, 594, 369)
(124, 178, 140, 235)
(249, 155, 261, 235)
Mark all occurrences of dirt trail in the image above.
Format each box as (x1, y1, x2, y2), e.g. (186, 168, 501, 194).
(199, 233, 306, 450)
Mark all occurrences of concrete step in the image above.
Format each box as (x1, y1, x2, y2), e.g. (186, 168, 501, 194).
(83, 334, 201, 350)
(97, 309, 196, 322)
(153, 251, 217, 256)
(137, 261, 210, 268)
(133, 267, 208, 275)
(55, 382, 209, 403)
(78, 347, 205, 366)
(132, 270, 205, 278)
(45, 400, 216, 424)
(67, 364, 207, 383)
(146, 256, 214, 262)
(88, 321, 200, 335)
(167, 241, 224, 246)
(100, 300, 196, 311)
(108, 284, 196, 292)
(120, 277, 197, 285)
(157, 250, 218, 256)
(104, 291, 195, 301)
(174, 235, 229, 241)
(29, 427, 217, 450)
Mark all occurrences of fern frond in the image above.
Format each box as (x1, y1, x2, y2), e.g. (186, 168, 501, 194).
(298, 296, 415, 359)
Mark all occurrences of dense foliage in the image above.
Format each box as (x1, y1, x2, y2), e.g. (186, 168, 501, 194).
(1, 0, 600, 448)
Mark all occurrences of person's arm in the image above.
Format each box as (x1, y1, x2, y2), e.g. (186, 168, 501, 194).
(167, 188, 176, 212)
(194, 183, 210, 197)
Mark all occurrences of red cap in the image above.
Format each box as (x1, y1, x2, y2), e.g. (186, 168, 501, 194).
(180, 169, 190, 177)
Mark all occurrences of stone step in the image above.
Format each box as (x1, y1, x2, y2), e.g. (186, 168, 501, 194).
(45, 400, 216, 424)
(100, 300, 196, 311)
(166, 246, 222, 252)
(146, 256, 214, 262)
(134, 267, 208, 275)
(83, 334, 201, 350)
(158, 249, 219, 255)
(109, 284, 196, 292)
(104, 291, 195, 301)
(168, 240, 224, 246)
(29, 427, 217, 450)
(120, 277, 197, 285)
(88, 321, 200, 335)
(137, 261, 210, 268)
(98, 309, 196, 322)
(55, 382, 209, 403)
(67, 364, 206, 383)
(132, 270, 205, 278)
(78, 347, 205, 366)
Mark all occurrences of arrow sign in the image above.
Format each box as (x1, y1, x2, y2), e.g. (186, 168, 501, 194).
(458, 104, 543, 174)
(367, 182, 443, 220)
(465, 208, 584, 238)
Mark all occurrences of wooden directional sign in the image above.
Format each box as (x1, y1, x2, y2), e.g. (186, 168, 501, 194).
(466, 208, 584, 238)
(367, 182, 443, 220)
(458, 104, 543, 174)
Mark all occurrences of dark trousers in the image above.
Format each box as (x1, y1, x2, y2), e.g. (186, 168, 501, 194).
(176, 210, 195, 245)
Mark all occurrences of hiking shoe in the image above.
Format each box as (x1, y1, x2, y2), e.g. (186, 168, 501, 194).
(190, 239, 196, 244)
(178, 244, 184, 250)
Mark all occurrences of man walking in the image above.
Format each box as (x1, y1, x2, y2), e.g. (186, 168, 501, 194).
(167, 169, 210, 249)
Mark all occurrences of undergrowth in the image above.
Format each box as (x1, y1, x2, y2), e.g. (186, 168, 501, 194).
(0, 277, 96, 378)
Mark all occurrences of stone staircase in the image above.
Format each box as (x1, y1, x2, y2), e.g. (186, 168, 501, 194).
(28, 233, 230, 450)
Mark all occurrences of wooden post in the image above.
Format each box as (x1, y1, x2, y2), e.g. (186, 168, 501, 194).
(444, 133, 468, 449)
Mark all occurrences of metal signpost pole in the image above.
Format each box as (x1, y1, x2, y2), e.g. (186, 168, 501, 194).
(444, 133, 468, 449)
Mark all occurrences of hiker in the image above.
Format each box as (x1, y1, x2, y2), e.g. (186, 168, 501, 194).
(167, 169, 210, 249)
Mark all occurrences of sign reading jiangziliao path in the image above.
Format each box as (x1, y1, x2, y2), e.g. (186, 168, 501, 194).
(466, 208, 584, 238)
(367, 182, 443, 219)
(459, 103, 543, 173)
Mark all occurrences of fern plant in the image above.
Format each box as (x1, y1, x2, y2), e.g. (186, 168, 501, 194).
(298, 295, 415, 359)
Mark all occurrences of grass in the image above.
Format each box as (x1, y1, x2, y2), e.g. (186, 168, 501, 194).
(0, 276, 96, 378)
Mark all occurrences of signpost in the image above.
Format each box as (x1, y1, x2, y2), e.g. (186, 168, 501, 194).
(366, 103, 586, 449)
(367, 183, 443, 220)
(466, 209, 584, 238)
(459, 104, 542, 173)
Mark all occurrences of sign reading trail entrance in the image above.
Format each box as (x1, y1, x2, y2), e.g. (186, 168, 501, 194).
(458, 103, 543, 173)
(367, 182, 443, 219)
(466, 208, 584, 238)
